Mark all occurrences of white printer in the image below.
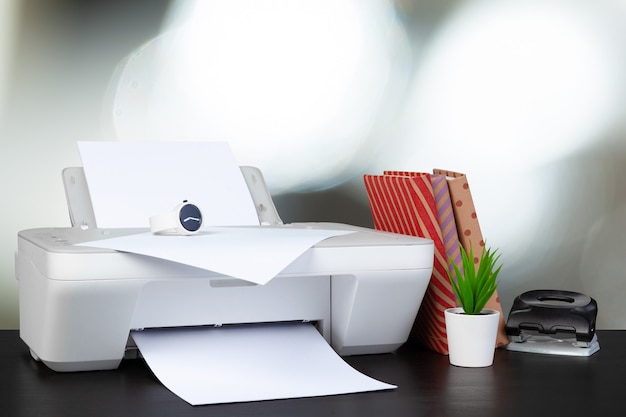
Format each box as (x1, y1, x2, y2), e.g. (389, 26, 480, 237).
(15, 166, 434, 372)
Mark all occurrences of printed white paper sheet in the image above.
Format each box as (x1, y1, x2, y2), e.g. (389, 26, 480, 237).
(132, 323, 396, 405)
(77, 226, 353, 285)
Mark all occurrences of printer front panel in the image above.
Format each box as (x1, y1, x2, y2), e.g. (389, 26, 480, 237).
(331, 269, 431, 356)
(17, 256, 146, 371)
(129, 275, 331, 342)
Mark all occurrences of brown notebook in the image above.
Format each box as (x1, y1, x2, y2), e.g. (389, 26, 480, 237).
(433, 169, 508, 347)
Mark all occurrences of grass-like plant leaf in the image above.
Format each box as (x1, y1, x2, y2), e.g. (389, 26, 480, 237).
(448, 244, 502, 315)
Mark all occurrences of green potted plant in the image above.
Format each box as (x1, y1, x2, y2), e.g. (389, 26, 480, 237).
(444, 244, 503, 367)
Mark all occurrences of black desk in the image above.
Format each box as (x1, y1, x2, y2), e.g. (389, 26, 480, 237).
(4, 330, 623, 417)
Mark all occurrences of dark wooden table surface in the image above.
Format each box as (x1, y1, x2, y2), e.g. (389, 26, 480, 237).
(3, 330, 622, 417)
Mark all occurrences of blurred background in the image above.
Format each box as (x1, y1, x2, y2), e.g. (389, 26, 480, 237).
(1, 0, 626, 330)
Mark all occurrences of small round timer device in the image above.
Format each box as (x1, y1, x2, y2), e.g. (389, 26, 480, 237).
(150, 200, 203, 235)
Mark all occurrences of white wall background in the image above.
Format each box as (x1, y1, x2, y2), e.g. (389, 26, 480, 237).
(1, 0, 626, 330)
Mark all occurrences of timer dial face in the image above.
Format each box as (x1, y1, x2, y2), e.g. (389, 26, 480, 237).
(179, 203, 202, 232)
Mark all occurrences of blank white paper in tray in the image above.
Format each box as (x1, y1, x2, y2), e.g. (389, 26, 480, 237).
(131, 322, 396, 405)
(77, 141, 259, 228)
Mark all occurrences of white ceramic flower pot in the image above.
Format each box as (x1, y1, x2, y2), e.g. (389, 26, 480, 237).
(444, 307, 500, 367)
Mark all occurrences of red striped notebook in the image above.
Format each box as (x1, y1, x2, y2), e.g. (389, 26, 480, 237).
(363, 173, 454, 354)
